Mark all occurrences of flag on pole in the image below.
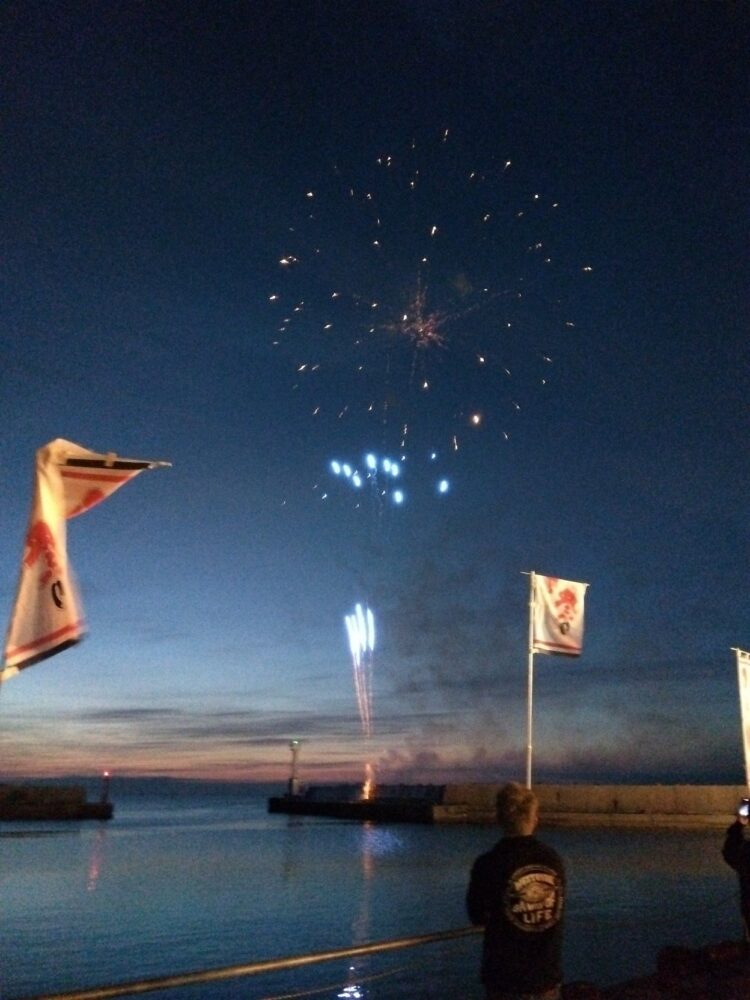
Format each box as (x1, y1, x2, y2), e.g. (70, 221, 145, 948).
(734, 648, 750, 787)
(532, 574, 588, 656)
(2, 439, 169, 681)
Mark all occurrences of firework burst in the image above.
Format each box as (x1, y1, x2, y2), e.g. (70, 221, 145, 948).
(271, 128, 590, 508)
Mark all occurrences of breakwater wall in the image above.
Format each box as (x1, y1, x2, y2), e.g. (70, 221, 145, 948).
(437, 783, 748, 826)
(0, 783, 112, 821)
(270, 782, 748, 827)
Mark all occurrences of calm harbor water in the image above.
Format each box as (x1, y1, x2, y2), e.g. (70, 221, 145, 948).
(0, 781, 742, 999)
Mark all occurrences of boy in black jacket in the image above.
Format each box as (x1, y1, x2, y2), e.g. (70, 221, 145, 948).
(467, 782, 565, 1000)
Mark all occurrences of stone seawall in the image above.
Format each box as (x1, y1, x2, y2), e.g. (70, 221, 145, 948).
(270, 782, 748, 826)
(435, 783, 748, 826)
(0, 783, 112, 821)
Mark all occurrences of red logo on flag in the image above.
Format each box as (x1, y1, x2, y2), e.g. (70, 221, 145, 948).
(554, 588, 577, 633)
(23, 520, 61, 588)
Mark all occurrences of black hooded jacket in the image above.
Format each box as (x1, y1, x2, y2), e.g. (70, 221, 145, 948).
(467, 834, 565, 993)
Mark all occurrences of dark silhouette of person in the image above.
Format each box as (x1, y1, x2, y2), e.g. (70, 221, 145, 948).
(722, 797, 750, 942)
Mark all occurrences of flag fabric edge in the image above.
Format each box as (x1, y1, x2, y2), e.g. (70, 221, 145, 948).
(1, 636, 82, 680)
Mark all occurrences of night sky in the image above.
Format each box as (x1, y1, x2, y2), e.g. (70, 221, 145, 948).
(1, 2, 747, 785)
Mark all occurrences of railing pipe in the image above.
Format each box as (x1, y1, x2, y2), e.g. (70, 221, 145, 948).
(16, 926, 482, 1000)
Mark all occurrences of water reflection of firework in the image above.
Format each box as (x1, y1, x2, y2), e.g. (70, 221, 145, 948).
(345, 602, 375, 739)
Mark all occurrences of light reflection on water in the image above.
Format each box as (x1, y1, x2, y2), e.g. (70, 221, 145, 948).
(0, 792, 741, 1000)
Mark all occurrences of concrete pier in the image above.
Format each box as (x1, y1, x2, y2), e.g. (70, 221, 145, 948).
(269, 782, 748, 827)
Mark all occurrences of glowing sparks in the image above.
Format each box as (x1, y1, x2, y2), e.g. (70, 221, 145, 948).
(386, 284, 448, 349)
(328, 451, 420, 508)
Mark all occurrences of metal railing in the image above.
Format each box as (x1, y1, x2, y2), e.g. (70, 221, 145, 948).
(17, 926, 482, 1000)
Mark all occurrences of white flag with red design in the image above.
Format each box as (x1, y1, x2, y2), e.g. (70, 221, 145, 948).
(2, 439, 168, 680)
(532, 574, 588, 656)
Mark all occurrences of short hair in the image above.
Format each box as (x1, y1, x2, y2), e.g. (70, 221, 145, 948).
(496, 782, 538, 832)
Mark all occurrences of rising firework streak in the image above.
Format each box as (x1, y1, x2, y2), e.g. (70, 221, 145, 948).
(345, 602, 375, 738)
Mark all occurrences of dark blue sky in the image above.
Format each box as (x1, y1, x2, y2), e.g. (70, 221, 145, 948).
(1, 1, 747, 784)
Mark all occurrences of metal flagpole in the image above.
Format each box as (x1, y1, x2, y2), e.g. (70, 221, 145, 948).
(526, 571, 535, 789)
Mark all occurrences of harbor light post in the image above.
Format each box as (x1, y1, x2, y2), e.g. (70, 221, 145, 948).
(287, 740, 301, 797)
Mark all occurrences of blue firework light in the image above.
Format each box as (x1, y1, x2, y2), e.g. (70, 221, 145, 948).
(328, 450, 450, 508)
(271, 128, 589, 507)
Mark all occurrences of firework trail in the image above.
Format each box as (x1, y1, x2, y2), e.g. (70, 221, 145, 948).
(345, 602, 375, 739)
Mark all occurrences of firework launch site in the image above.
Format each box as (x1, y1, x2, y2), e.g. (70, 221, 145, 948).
(269, 782, 748, 828)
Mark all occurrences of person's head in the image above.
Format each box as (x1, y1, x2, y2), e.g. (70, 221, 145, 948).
(496, 782, 539, 836)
